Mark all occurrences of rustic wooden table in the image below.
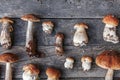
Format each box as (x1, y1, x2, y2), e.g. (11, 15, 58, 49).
(0, 0, 120, 80)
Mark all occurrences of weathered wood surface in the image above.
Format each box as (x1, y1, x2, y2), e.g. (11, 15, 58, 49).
(0, 0, 120, 18)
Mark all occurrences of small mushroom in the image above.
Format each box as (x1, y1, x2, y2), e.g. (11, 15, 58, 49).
(96, 50, 120, 80)
(46, 67, 61, 80)
(64, 57, 74, 69)
(42, 21, 54, 34)
(81, 55, 92, 71)
(55, 32, 64, 56)
(0, 17, 14, 49)
(73, 23, 88, 47)
(21, 14, 40, 57)
(23, 64, 40, 80)
(102, 14, 119, 44)
(0, 53, 18, 80)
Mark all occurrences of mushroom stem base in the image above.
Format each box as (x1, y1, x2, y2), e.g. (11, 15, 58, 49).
(105, 69, 114, 80)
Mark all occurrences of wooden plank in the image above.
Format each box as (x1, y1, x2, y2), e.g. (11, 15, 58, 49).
(0, 46, 120, 78)
(0, 0, 120, 18)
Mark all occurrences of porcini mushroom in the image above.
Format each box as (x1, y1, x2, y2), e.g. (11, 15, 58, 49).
(42, 21, 54, 34)
(21, 14, 40, 57)
(64, 57, 74, 69)
(23, 64, 40, 80)
(55, 32, 64, 56)
(73, 23, 88, 47)
(46, 67, 61, 80)
(96, 50, 120, 80)
(0, 53, 18, 80)
(81, 55, 92, 71)
(0, 17, 14, 49)
(102, 14, 119, 44)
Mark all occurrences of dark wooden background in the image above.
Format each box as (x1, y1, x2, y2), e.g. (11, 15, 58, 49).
(0, 0, 120, 80)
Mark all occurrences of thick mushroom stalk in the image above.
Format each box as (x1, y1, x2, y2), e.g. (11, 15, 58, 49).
(64, 57, 74, 69)
(81, 56, 92, 71)
(42, 21, 54, 34)
(0, 17, 13, 49)
(105, 69, 114, 80)
(102, 15, 119, 44)
(55, 33, 64, 56)
(73, 23, 88, 47)
(5, 63, 12, 80)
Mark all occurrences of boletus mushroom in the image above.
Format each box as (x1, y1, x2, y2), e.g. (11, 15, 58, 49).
(46, 67, 61, 80)
(23, 64, 40, 80)
(0, 53, 18, 80)
(102, 14, 119, 44)
(96, 50, 120, 80)
(21, 14, 40, 57)
(0, 17, 14, 49)
(64, 57, 74, 69)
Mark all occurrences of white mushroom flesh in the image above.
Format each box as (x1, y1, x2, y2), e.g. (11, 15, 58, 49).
(105, 69, 114, 80)
(42, 23, 53, 34)
(5, 63, 12, 80)
(23, 72, 39, 80)
(64, 59, 74, 69)
(82, 61, 91, 71)
(47, 78, 59, 80)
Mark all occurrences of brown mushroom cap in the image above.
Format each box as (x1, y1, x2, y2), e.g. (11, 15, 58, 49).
(42, 21, 54, 27)
(96, 50, 120, 70)
(81, 55, 93, 62)
(21, 14, 40, 22)
(66, 57, 74, 62)
(46, 67, 61, 79)
(23, 64, 40, 75)
(0, 17, 14, 24)
(102, 14, 119, 26)
(74, 23, 88, 29)
(55, 32, 64, 39)
(0, 53, 18, 63)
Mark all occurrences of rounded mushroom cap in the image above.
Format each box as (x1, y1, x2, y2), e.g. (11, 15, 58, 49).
(21, 14, 40, 22)
(0, 17, 14, 24)
(23, 64, 40, 75)
(81, 55, 93, 62)
(66, 57, 74, 63)
(46, 67, 61, 79)
(96, 50, 120, 70)
(74, 23, 88, 29)
(0, 53, 18, 63)
(55, 32, 64, 39)
(42, 21, 54, 27)
(102, 14, 119, 26)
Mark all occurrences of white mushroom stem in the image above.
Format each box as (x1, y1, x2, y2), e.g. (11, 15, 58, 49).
(105, 69, 114, 80)
(82, 62, 91, 71)
(73, 27, 88, 47)
(0, 22, 12, 49)
(47, 78, 59, 80)
(5, 63, 12, 80)
(103, 24, 119, 44)
(23, 72, 39, 80)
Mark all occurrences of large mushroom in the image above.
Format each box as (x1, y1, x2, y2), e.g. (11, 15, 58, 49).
(102, 14, 119, 44)
(23, 64, 40, 80)
(96, 50, 120, 80)
(21, 14, 40, 57)
(0, 17, 14, 49)
(0, 53, 19, 80)
(73, 23, 88, 47)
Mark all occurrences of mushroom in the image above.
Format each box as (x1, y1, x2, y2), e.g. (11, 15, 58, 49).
(96, 50, 120, 80)
(81, 55, 92, 71)
(42, 21, 54, 34)
(64, 57, 74, 69)
(46, 67, 61, 80)
(55, 32, 64, 56)
(23, 64, 40, 80)
(0, 53, 18, 80)
(73, 23, 88, 47)
(21, 14, 40, 57)
(102, 14, 119, 44)
(0, 17, 14, 49)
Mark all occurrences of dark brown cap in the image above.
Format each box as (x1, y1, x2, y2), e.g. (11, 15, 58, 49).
(23, 64, 40, 75)
(55, 32, 64, 39)
(21, 14, 40, 22)
(81, 55, 93, 62)
(102, 14, 119, 26)
(0, 53, 18, 63)
(46, 67, 61, 79)
(96, 50, 120, 70)
(74, 23, 88, 29)
(0, 17, 13, 24)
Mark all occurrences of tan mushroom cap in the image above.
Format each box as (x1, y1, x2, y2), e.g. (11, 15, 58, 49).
(0, 17, 14, 24)
(74, 23, 88, 29)
(96, 50, 120, 70)
(21, 14, 40, 22)
(0, 53, 18, 63)
(42, 21, 54, 27)
(46, 67, 61, 79)
(23, 64, 40, 75)
(66, 57, 74, 62)
(55, 32, 64, 39)
(102, 14, 119, 26)
(81, 55, 93, 62)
